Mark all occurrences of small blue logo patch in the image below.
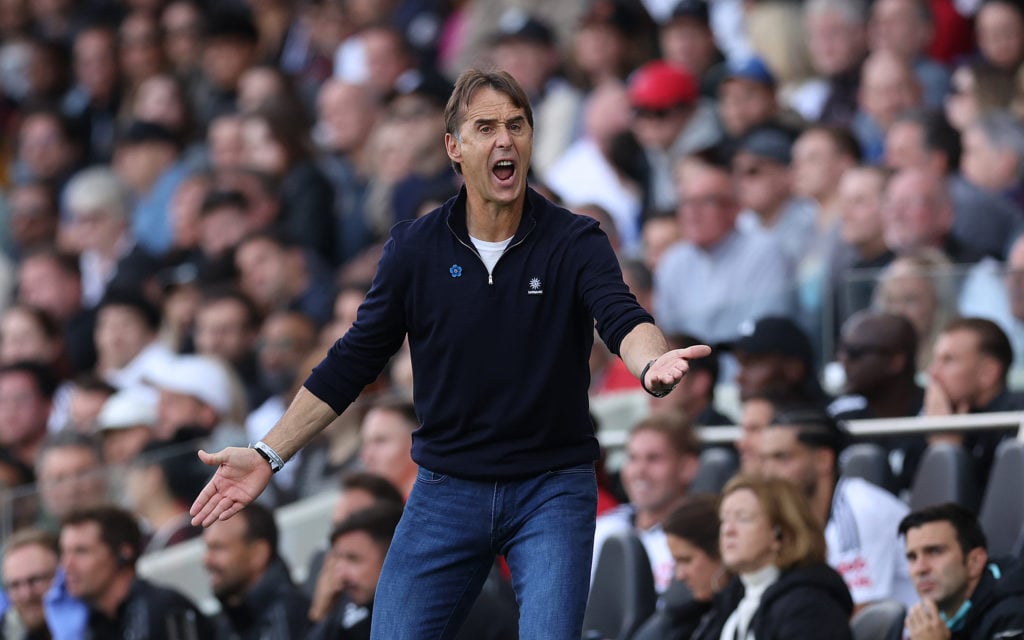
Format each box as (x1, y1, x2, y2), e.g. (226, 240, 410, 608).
(450, 264, 463, 278)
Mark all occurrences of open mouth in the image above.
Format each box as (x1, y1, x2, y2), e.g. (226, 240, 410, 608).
(492, 159, 515, 182)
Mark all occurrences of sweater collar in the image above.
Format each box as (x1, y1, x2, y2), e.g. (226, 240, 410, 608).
(446, 186, 538, 247)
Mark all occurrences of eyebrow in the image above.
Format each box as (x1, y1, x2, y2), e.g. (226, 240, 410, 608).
(473, 115, 527, 127)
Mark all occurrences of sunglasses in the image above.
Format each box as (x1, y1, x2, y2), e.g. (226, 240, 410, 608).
(733, 163, 767, 178)
(632, 106, 682, 119)
(839, 343, 891, 360)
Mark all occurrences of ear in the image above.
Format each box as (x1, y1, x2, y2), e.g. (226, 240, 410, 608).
(977, 356, 1002, 393)
(965, 546, 988, 581)
(679, 453, 700, 489)
(445, 132, 462, 167)
(250, 539, 272, 573)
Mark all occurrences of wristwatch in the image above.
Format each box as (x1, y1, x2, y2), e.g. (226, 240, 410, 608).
(249, 441, 284, 474)
(640, 359, 672, 398)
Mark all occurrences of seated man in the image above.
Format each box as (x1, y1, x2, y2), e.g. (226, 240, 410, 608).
(309, 504, 517, 640)
(731, 316, 830, 405)
(925, 317, 1024, 485)
(592, 411, 700, 594)
(59, 505, 214, 639)
(829, 310, 927, 490)
(901, 503, 1024, 639)
(759, 402, 917, 610)
(2, 528, 63, 638)
(653, 155, 794, 344)
(203, 503, 311, 638)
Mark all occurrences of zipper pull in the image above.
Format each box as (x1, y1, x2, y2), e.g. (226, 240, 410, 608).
(488, 273, 494, 285)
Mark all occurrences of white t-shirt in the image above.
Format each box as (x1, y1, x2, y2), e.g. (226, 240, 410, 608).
(826, 477, 918, 608)
(592, 505, 675, 594)
(470, 235, 513, 275)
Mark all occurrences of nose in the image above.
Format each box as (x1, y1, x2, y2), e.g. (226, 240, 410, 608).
(495, 124, 513, 147)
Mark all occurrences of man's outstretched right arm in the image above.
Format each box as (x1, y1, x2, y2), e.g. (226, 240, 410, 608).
(189, 387, 339, 526)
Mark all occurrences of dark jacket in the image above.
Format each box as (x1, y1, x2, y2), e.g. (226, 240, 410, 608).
(306, 600, 370, 640)
(305, 187, 652, 479)
(694, 563, 854, 640)
(213, 559, 311, 640)
(953, 562, 1024, 640)
(85, 578, 214, 640)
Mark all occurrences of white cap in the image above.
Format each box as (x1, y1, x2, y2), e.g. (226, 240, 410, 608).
(145, 355, 233, 415)
(95, 386, 158, 432)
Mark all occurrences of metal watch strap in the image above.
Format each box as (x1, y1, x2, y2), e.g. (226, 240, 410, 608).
(249, 441, 283, 473)
(640, 359, 671, 398)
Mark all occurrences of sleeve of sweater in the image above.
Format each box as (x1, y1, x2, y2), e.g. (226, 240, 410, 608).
(573, 223, 654, 355)
(304, 229, 410, 413)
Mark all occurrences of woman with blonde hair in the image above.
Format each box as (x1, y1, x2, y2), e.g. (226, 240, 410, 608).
(873, 248, 957, 372)
(746, 1, 822, 122)
(693, 475, 853, 640)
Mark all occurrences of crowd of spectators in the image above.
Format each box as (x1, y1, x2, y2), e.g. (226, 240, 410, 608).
(0, 0, 1021, 636)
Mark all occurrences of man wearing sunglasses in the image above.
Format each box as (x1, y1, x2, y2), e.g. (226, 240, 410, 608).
(628, 59, 722, 214)
(829, 310, 926, 490)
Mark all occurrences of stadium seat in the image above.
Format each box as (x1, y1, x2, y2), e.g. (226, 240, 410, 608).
(630, 579, 695, 640)
(909, 443, 980, 512)
(582, 530, 657, 640)
(979, 439, 1024, 558)
(840, 443, 898, 494)
(690, 447, 739, 494)
(850, 600, 906, 640)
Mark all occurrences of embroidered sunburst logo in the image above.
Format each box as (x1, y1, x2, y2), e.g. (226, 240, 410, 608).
(528, 277, 543, 295)
(529, 278, 542, 290)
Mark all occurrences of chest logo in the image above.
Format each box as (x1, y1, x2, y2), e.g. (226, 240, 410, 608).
(528, 277, 543, 295)
(450, 264, 463, 278)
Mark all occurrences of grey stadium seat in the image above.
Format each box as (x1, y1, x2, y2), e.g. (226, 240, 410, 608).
(851, 600, 906, 640)
(840, 443, 898, 494)
(582, 531, 657, 640)
(690, 447, 739, 494)
(909, 443, 980, 512)
(979, 439, 1024, 558)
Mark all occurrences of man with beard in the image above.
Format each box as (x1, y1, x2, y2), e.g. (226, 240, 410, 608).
(901, 503, 1024, 639)
(203, 504, 310, 639)
(758, 402, 916, 612)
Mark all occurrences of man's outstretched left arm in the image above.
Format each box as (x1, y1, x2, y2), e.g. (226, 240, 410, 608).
(618, 322, 712, 397)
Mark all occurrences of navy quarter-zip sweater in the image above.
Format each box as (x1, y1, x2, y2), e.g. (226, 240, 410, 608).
(305, 186, 654, 479)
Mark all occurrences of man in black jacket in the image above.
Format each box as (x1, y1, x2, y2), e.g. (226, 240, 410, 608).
(202, 503, 310, 639)
(191, 67, 711, 639)
(59, 505, 213, 639)
(901, 503, 1024, 640)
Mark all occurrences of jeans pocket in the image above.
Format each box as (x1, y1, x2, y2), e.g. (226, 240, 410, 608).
(416, 466, 449, 484)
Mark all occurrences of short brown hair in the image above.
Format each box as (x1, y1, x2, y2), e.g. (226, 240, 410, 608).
(720, 474, 826, 571)
(629, 410, 700, 457)
(942, 317, 1014, 380)
(443, 69, 533, 175)
(61, 505, 142, 568)
(3, 527, 59, 559)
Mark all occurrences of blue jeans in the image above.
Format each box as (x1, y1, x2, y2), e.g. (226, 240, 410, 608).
(370, 463, 598, 640)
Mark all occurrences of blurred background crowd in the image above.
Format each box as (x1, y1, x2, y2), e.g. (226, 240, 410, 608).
(0, 0, 1022, 636)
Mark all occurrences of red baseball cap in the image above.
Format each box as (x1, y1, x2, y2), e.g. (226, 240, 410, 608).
(628, 60, 698, 110)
